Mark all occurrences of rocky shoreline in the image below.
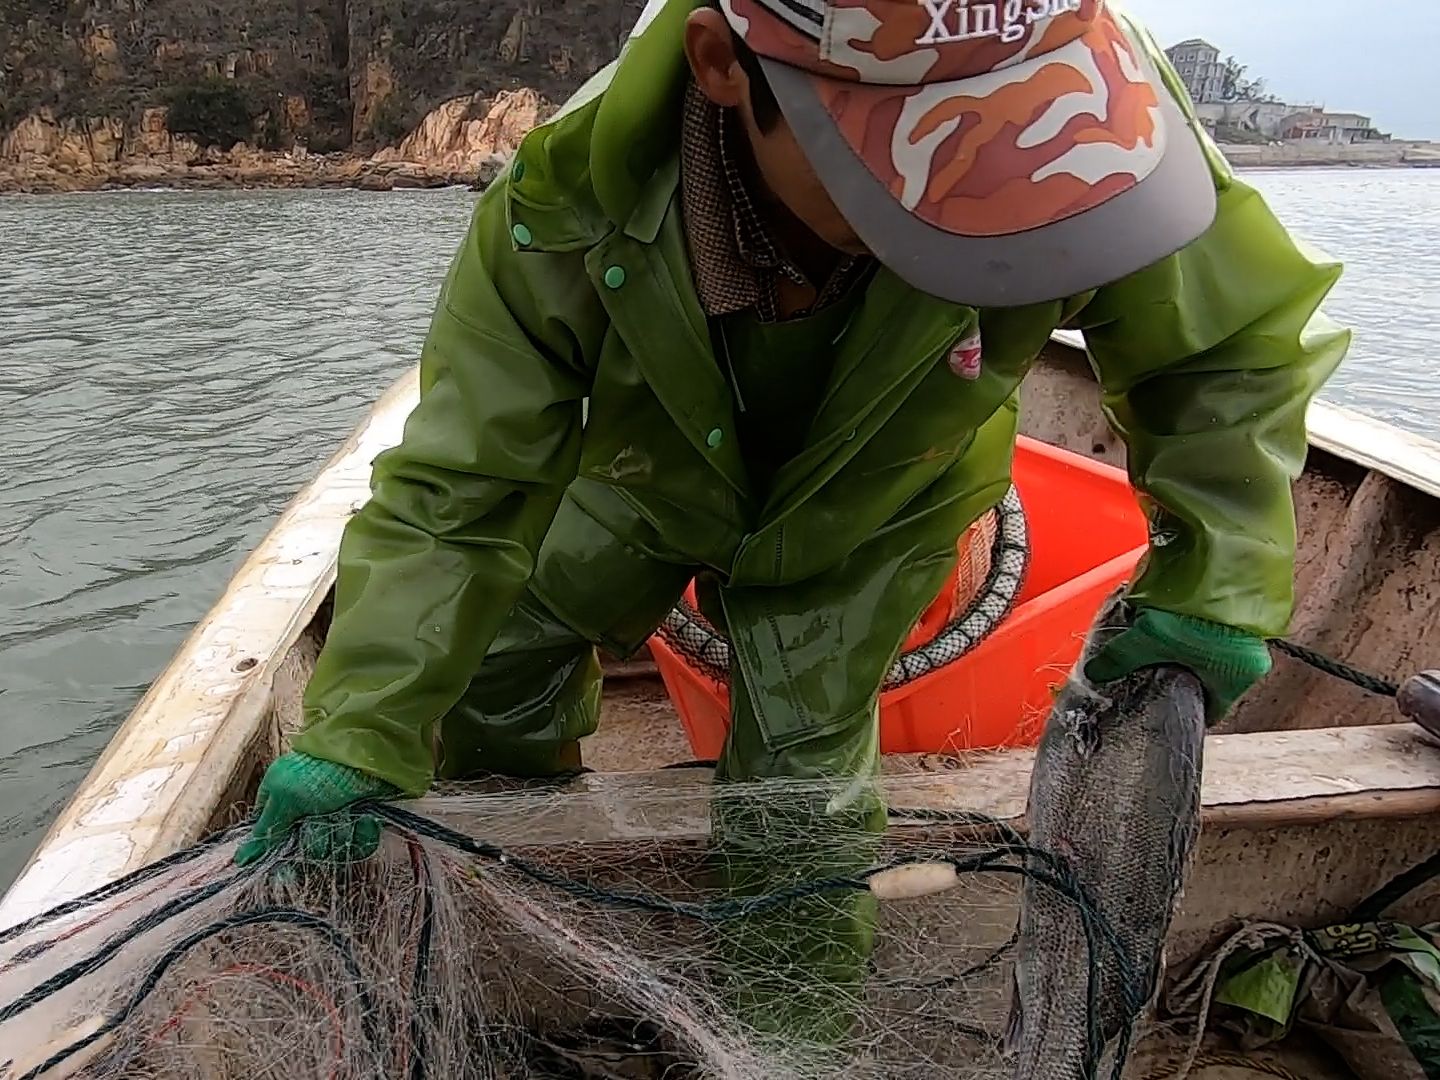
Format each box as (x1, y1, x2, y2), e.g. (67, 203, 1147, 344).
(0, 89, 547, 196)
(10, 150, 1433, 199)
(1217, 141, 1440, 170)
(4, 102, 1436, 197)
(0, 151, 503, 195)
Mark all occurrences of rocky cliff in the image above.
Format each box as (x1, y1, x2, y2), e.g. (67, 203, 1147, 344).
(343, 0, 644, 141)
(0, 0, 644, 193)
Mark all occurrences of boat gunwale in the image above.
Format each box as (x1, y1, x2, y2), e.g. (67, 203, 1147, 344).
(1050, 327, 1440, 500)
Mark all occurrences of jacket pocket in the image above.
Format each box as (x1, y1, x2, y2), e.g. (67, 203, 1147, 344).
(720, 590, 891, 755)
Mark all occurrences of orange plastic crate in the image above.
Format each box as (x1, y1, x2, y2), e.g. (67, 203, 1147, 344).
(647, 436, 1150, 758)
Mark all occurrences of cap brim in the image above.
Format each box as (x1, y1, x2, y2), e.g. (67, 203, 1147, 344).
(759, 44, 1218, 308)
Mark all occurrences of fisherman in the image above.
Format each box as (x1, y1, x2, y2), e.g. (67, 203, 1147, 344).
(237, 0, 1350, 1042)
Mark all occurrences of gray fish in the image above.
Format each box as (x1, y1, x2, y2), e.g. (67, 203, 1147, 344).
(1004, 591, 1207, 1080)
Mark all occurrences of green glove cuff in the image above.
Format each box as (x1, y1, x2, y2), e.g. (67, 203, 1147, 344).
(277, 751, 397, 807)
(1083, 607, 1272, 722)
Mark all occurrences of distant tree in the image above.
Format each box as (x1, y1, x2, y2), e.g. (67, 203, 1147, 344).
(1220, 56, 1248, 101)
(301, 70, 353, 152)
(258, 108, 283, 152)
(1214, 121, 1269, 146)
(370, 93, 414, 146)
(167, 79, 253, 148)
(1219, 56, 1271, 102)
(1243, 77, 1269, 101)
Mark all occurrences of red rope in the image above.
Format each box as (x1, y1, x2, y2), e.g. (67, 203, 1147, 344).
(151, 963, 346, 1080)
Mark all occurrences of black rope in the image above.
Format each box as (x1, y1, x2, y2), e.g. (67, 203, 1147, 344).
(897, 929, 1019, 992)
(0, 823, 246, 949)
(0, 870, 254, 1025)
(1272, 638, 1399, 698)
(371, 803, 1064, 924)
(936, 1015, 1002, 1046)
(407, 847, 438, 1080)
(17, 907, 380, 1080)
(1351, 850, 1440, 922)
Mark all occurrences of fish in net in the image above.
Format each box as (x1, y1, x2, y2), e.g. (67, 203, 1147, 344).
(0, 774, 1138, 1080)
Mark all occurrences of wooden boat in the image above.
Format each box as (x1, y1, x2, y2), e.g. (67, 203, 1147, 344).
(4, 330, 1439, 1078)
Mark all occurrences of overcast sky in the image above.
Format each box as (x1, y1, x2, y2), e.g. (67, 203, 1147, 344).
(1120, 0, 1439, 139)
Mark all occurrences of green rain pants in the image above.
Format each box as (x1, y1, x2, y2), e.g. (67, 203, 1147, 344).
(434, 564, 889, 1044)
(434, 408, 1017, 1042)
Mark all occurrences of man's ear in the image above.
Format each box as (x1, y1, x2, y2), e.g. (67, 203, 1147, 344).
(684, 7, 746, 109)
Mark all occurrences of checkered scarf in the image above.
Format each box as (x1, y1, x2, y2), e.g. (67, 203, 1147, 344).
(679, 80, 866, 323)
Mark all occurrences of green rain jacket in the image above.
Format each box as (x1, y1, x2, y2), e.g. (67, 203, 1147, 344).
(292, 2, 1351, 796)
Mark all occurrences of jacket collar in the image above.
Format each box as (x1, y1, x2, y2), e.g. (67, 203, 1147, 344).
(590, 0, 697, 239)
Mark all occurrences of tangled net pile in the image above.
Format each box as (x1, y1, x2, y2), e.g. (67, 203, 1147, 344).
(0, 775, 1125, 1079)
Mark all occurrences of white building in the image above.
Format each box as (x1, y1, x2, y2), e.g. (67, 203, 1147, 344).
(1282, 110, 1389, 145)
(1166, 38, 1225, 104)
(1195, 100, 1309, 140)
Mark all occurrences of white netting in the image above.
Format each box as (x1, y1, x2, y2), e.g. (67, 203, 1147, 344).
(0, 774, 1127, 1080)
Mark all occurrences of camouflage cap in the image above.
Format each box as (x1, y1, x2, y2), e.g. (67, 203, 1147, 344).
(718, 0, 1217, 306)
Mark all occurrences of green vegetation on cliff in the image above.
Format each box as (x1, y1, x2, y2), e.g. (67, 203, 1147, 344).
(166, 80, 255, 149)
(1, 0, 644, 149)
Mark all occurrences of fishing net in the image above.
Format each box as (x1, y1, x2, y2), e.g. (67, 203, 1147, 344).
(0, 772, 1131, 1080)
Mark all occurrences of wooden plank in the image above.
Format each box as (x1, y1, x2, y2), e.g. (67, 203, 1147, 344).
(1203, 788, 1440, 829)
(1202, 722, 1440, 807)
(0, 372, 421, 932)
(1307, 399, 1440, 502)
(418, 724, 1440, 848)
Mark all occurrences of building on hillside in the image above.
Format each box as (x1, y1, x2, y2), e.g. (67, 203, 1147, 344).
(1195, 100, 1309, 140)
(1166, 38, 1225, 104)
(1280, 110, 1390, 144)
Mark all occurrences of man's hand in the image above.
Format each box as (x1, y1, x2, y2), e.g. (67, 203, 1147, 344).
(234, 751, 401, 866)
(1084, 607, 1272, 724)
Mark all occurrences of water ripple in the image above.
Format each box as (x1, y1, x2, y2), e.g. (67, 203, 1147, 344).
(1243, 169, 1440, 439)
(0, 188, 479, 887)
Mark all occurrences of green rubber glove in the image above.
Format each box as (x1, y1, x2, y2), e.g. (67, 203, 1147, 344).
(1084, 607, 1273, 723)
(234, 751, 400, 867)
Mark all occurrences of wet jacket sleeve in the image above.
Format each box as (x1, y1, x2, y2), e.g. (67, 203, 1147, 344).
(1072, 173, 1350, 639)
(291, 189, 601, 795)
